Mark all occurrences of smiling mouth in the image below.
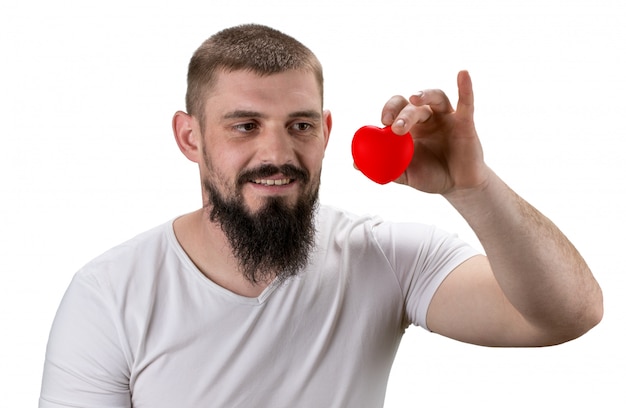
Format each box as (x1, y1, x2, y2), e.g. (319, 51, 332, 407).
(251, 178, 294, 186)
(239, 164, 309, 188)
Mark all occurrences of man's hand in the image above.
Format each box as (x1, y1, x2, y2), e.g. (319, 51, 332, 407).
(381, 71, 489, 196)
(381, 71, 603, 347)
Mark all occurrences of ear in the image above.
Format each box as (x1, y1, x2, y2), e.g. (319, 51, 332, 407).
(322, 109, 332, 150)
(172, 111, 201, 163)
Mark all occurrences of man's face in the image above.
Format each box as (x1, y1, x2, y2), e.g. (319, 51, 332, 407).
(198, 69, 330, 214)
(194, 69, 331, 284)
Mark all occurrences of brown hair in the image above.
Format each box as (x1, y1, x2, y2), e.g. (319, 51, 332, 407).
(186, 24, 324, 126)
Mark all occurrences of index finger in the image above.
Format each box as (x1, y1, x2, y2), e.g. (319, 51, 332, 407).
(408, 88, 454, 114)
(381, 95, 435, 135)
(380, 95, 409, 127)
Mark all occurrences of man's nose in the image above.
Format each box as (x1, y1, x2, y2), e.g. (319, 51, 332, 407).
(257, 127, 296, 165)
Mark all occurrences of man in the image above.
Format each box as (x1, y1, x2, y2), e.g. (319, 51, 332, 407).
(40, 24, 603, 407)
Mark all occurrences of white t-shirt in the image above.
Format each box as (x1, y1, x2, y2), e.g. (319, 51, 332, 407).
(40, 206, 478, 408)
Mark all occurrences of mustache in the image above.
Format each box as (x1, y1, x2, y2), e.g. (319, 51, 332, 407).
(237, 164, 310, 186)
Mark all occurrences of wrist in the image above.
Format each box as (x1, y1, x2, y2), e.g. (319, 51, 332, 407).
(442, 166, 495, 206)
(443, 168, 530, 243)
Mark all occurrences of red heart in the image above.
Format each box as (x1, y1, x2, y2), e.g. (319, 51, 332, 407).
(351, 126, 414, 184)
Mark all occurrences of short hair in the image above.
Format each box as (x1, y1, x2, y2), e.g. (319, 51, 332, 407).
(186, 24, 324, 126)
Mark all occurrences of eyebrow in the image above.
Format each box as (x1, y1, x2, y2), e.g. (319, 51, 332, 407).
(289, 110, 322, 121)
(222, 110, 321, 121)
(223, 110, 267, 120)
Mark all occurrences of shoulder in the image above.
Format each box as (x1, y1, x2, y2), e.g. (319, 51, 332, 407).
(316, 205, 452, 250)
(316, 205, 382, 240)
(73, 219, 183, 289)
(57, 219, 194, 347)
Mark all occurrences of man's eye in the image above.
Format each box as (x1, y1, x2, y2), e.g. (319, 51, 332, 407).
(234, 123, 257, 132)
(292, 123, 312, 132)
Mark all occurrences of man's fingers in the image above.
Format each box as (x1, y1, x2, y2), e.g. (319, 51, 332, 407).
(380, 74, 469, 135)
(456, 70, 475, 120)
(391, 104, 434, 135)
(409, 89, 454, 114)
(381, 95, 409, 126)
(381, 95, 435, 135)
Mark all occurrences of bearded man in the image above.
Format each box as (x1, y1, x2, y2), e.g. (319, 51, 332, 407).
(40, 24, 603, 408)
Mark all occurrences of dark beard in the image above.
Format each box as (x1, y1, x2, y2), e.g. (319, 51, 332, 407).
(203, 164, 319, 286)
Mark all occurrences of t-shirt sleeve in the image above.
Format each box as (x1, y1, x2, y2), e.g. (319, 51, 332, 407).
(372, 221, 480, 330)
(40, 271, 132, 408)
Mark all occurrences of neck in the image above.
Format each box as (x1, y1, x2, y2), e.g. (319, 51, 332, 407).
(173, 209, 271, 297)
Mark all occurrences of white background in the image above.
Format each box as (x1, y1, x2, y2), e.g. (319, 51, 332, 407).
(1, 0, 624, 406)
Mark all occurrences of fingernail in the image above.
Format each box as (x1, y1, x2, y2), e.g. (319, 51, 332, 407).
(396, 119, 405, 128)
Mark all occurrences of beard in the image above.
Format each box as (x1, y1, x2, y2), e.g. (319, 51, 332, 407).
(202, 163, 319, 286)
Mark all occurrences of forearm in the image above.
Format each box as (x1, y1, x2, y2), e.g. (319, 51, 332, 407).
(444, 168, 603, 340)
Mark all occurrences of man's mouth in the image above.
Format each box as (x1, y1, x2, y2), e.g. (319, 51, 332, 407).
(238, 164, 309, 188)
(251, 178, 294, 186)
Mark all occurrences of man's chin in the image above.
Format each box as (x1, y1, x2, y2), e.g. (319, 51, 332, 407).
(244, 194, 298, 215)
(204, 176, 320, 285)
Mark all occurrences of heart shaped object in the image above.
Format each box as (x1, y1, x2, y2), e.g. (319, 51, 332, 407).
(351, 126, 414, 184)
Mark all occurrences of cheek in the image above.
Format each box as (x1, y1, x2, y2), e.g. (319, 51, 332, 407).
(307, 152, 325, 180)
(298, 141, 326, 169)
(201, 149, 237, 192)
(203, 142, 244, 176)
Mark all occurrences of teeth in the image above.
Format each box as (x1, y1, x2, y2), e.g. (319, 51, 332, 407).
(253, 178, 292, 186)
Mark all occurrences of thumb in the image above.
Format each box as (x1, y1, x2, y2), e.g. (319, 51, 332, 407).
(456, 70, 475, 120)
